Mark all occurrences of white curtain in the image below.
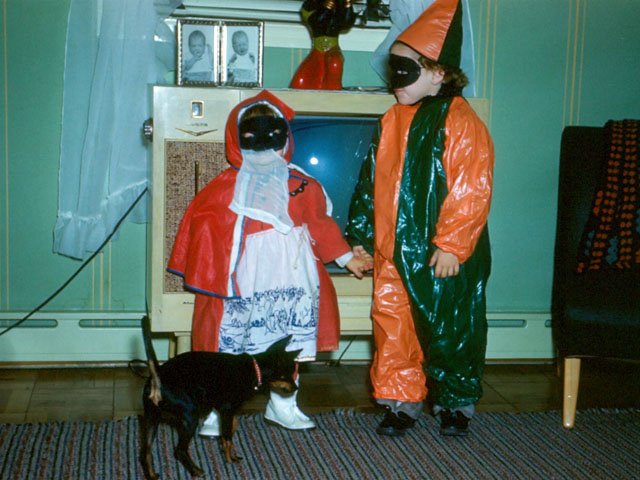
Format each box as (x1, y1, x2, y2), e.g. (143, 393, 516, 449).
(53, 0, 179, 259)
(370, 0, 477, 97)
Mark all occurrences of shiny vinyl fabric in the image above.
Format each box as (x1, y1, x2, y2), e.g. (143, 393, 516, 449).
(349, 102, 428, 402)
(396, 0, 463, 68)
(168, 90, 348, 354)
(370, 257, 428, 403)
(347, 96, 493, 408)
(169, 91, 296, 296)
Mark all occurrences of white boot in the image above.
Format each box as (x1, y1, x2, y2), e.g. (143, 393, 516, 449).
(198, 409, 220, 437)
(264, 389, 316, 430)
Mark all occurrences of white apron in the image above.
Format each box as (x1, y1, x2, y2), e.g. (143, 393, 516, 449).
(218, 225, 320, 361)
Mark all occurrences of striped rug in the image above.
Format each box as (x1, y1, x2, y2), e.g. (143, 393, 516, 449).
(1, 408, 639, 479)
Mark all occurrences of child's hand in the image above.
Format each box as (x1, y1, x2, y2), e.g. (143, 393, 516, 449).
(352, 245, 374, 271)
(345, 256, 368, 279)
(429, 248, 460, 278)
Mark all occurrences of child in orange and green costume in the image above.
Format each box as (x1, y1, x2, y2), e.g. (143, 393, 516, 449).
(346, 0, 494, 437)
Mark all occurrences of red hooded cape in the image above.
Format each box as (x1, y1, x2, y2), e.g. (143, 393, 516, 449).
(168, 90, 349, 352)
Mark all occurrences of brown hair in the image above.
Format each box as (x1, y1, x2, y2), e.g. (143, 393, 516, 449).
(418, 56, 468, 97)
(240, 103, 279, 122)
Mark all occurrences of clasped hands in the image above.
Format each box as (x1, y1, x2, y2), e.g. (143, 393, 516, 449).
(344, 245, 374, 279)
(345, 246, 460, 279)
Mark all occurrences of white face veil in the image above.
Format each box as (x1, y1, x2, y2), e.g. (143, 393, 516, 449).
(229, 102, 294, 234)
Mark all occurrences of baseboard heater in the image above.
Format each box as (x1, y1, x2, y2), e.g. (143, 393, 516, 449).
(0, 311, 553, 363)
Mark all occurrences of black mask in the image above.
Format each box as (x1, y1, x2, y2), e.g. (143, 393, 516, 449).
(388, 54, 422, 89)
(239, 116, 288, 151)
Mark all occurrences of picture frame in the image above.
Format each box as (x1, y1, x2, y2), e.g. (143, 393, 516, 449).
(220, 21, 264, 87)
(176, 19, 220, 86)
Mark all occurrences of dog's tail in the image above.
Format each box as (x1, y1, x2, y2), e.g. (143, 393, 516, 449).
(142, 315, 162, 406)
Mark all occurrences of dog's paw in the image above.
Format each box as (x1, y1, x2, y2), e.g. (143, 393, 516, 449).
(189, 465, 205, 477)
(221, 438, 243, 463)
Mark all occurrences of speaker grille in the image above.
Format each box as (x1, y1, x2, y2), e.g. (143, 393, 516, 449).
(164, 140, 227, 292)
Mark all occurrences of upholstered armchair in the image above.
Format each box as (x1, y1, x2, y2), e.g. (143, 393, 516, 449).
(551, 125, 640, 428)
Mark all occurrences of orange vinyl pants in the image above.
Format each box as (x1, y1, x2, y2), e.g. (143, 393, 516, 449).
(370, 256, 428, 403)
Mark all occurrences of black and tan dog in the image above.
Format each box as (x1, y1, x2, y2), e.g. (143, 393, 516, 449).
(139, 316, 300, 479)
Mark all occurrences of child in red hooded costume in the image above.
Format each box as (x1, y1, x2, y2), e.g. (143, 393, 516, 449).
(168, 90, 369, 434)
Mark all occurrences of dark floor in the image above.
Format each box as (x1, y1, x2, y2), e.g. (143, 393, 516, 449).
(1, 358, 639, 423)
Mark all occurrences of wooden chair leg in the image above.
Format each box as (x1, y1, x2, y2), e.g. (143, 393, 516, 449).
(563, 357, 581, 428)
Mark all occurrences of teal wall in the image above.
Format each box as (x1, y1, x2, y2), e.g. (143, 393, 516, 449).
(1, 0, 148, 313)
(1, 1, 639, 359)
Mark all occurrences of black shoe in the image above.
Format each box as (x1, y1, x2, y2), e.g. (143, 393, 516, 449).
(376, 410, 416, 437)
(439, 409, 470, 437)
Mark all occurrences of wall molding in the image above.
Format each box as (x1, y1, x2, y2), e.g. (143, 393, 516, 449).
(563, 0, 587, 126)
(0, 311, 553, 362)
(178, 0, 390, 26)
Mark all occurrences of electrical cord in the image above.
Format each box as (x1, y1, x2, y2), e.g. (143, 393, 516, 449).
(327, 335, 357, 367)
(0, 187, 148, 337)
(128, 302, 151, 378)
(128, 358, 150, 379)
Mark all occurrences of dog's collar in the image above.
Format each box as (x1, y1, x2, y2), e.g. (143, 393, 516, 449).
(252, 357, 262, 390)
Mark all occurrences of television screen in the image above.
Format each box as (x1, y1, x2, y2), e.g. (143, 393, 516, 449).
(289, 115, 379, 272)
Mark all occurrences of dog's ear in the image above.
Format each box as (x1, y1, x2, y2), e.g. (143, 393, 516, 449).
(287, 349, 303, 361)
(267, 335, 293, 352)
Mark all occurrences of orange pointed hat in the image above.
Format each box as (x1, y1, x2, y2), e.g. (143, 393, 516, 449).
(396, 0, 463, 68)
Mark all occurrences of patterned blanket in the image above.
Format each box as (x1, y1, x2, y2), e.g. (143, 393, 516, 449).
(577, 119, 640, 273)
